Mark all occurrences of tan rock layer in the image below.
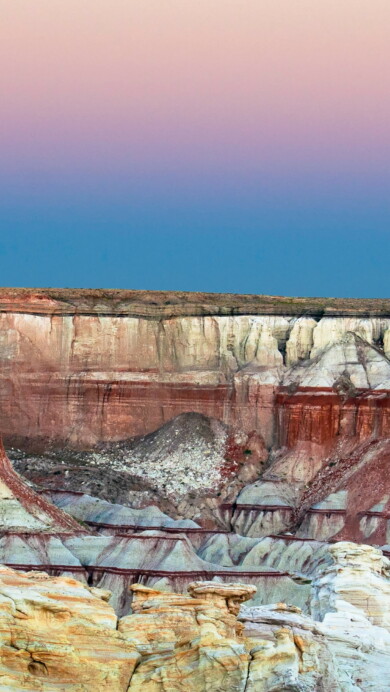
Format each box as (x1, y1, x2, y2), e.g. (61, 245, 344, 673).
(1, 287, 390, 316)
(1, 542, 390, 691)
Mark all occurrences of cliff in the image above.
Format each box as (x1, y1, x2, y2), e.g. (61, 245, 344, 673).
(2, 288, 390, 544)
(2, 288, 390, 688)
(0, 541, 389, 691)
(1, 289, 390, 450)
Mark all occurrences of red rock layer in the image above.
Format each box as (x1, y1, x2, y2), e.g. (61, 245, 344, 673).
(297, 438, 390, 545)
(1, 377, 277, 449)
(0, 442, 86, 533)
(276, 388, 390, 447)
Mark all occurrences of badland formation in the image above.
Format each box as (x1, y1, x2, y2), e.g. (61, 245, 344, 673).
(1, 288, 390, 690)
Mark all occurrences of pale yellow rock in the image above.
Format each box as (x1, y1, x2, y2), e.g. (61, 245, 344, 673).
(245, 628, 301, 691)
(286, 317, 317, 366)
(384, 327, 390, 360)
(187, 581, 257, 615)
(0, 565, 139, 691)
(311, 541, 390, 628)
(1, 548, 390, 691)
(0, 571, 256, 692)
(120, 582, 255, 691)
(239, 543, 390, 691)
(240, 604, 340, 690)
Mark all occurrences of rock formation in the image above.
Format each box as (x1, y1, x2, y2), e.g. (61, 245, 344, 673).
(0, 441, 83, 535)
(13, 413, 267, 524)
(1, 289, 390, 451)
(0, 541, 389, 690)
(2, 289, 390, 540)
(1, 288, 390, 688)
(0, 444, 308, 616)
(0, 565, 139, 690)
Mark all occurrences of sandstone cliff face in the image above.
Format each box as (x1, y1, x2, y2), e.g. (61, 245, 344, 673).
(0, 565, 139, 690)
(0, 569, 258, 691)
(4, 289, 390, 543)
(2, 289, 390, 689)
(1, 290, 390, 450)
(0, 541, 389, 691)
(121, 581, 256, 691)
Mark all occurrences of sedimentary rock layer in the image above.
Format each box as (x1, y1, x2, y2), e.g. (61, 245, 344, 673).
(0, 441, 84, 534)
(2, 289, 390, 688)
(0, 541, 389, 691)
(2, 290, 390, 448)
(2, 287, 390, 316)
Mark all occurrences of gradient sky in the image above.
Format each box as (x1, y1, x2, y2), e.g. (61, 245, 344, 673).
(1, 1, 389, 296)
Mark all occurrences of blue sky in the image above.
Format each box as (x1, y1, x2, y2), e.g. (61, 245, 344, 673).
(1, 188, 388, 297)
(1, 1, 389, 297)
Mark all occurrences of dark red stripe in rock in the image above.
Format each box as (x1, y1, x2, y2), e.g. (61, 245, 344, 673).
(0, 443, 87, 533)
(276, 389, 390, 448)
(305, 509, 390, 518)
(306, 509, 348, 515)
(85, 522, 229, 534)
(4, 564, 289, 578)
(234, 505, 293, 511)
(37, 489, 85, 496)
(4, 564, 87, 573)
(267, 535, 320, 542)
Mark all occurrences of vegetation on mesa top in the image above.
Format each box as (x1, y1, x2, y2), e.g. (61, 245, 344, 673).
(0, 287, 389, 317)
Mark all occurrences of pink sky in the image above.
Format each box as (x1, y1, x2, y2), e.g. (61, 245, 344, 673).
(1, 1, 390, 186)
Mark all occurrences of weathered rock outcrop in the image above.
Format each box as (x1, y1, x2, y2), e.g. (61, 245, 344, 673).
(0, 541, 389, 690)
(3, 289, 390, 538)
(2, 288, 390, 688)
(41, 490, 199, 531)
(0, 565, 140, 690)
(11, 412, 268, 525)
(0, 569, 259, 691)
(0, 445, 308, 616)
(0, 441, 83, 535)
(2, 289, 390, 450)
(120, 581, 256, 691)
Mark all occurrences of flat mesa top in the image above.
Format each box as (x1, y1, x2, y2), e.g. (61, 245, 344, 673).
(0, 287, 389, 317)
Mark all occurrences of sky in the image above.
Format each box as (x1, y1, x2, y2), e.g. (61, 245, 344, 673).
(0, 0, 389, 297)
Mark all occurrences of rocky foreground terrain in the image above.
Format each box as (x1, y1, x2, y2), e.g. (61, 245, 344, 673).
(1, 288, 390, 689)
(1, 545, 389, 691)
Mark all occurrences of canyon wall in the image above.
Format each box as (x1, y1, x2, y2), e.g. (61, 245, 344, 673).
(1, 289, 390, 449)
(1, 289, 390, 688)
(2, 289, 390, 546)
(1, 542, 389, 691)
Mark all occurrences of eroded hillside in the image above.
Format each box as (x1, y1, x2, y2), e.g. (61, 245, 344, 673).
(1, 289, 390, 689)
